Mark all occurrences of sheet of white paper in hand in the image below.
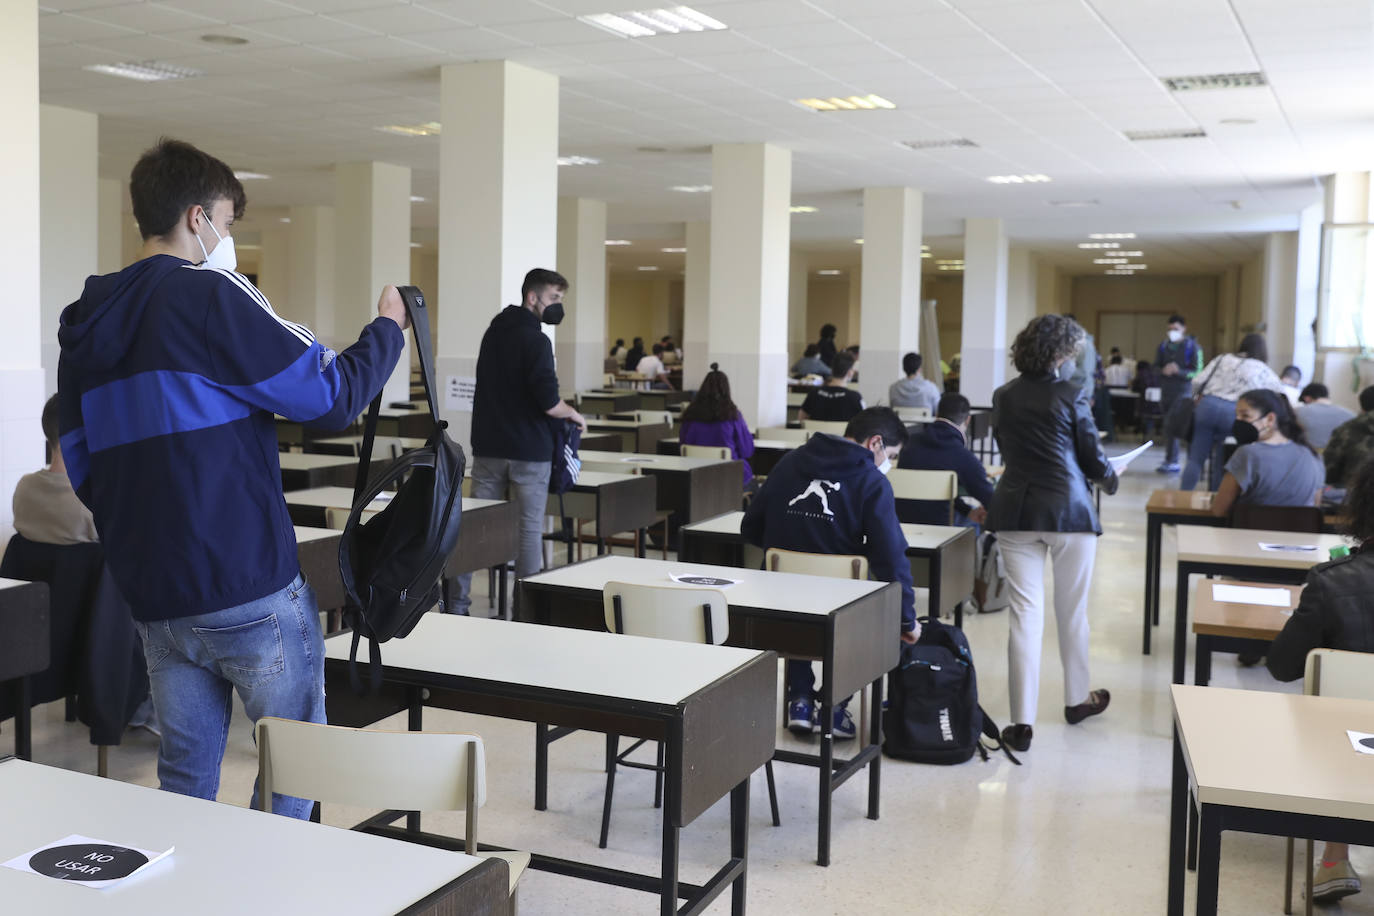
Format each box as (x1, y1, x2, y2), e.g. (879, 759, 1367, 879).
(3, 835, 173, 890)
(1258, 542, 1318, 553)
(1347, 731, 1374, 755)
(669, 573, 738, 588)
(1107, 440, 1153, 474)
(1211, 583, 1294, 607)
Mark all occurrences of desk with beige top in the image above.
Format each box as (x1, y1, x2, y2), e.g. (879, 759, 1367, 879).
(579, 450, 743, 525)
(1189, 578, 1302, 686)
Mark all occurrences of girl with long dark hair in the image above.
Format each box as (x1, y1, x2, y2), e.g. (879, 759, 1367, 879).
(680, 363, 756, 490)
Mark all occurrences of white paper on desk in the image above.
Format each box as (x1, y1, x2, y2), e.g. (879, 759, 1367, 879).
(620, 456, 656, 463)
(371, 492, 393, 503)
(1258, 542, 1318, 553)
(669, 573, 738, 588)
(1210, 583, 1293, 607)
(1108, 440, 1153, 474)
(1347, 731, 1374, 755)
(3, 835, 173, 890)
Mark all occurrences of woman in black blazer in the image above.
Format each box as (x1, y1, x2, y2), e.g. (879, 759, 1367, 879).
(988, 315, 1118, 752)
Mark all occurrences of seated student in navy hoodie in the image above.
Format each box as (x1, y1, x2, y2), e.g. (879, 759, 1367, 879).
(742, 407, 919, 739)
(57, 139, 406, 818)
(897, 392, 995, 527)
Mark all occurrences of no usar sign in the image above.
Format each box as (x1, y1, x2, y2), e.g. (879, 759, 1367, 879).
(3, 834, 174, 890)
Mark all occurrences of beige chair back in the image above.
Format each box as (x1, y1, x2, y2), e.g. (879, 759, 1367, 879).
(1304, 648, 1374, 700)
(635, 410, 673, 426)
(681, 444, 732, 460)
(324, 506, 350, 530)
(801, 419, 849, 436)
(765, 547, 868, 581)
(756, 426, 810, 444)
(887, 468, 958, 524)
(602, 581, 730, 645)
(800, 374, 824, 385)
(894, 406, 932, 422)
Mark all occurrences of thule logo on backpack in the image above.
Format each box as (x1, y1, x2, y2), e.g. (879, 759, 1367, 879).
(938, 707, 953, 743)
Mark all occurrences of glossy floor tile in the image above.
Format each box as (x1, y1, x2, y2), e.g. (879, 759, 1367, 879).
(17, 444, 1373, 914)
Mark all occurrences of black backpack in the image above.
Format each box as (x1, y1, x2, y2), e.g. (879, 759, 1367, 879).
(882, 617, 1019, 765)
(338, 286, 466, 694)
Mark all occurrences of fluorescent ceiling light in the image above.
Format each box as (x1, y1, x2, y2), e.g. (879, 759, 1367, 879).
(790, 206, 818, 214)
(795, 95, 896, 112)
(661, 247, 686, 253)
(900, 138, 977, 150)
(1094, 258, 1128, 264)
(1089, 233, 1135, 239)
(935, 259, 964, 266)
(409, 242, 422, 248)
(1163, 71, 1266, 92)
(1124, 127, 1206, 141)
(410, 195, 427, 203)
(637, 265, 659, 271)
(376, 122, 441, 137)
(234, 171, 269, 180)
(1105, 269, 1135, 275)
(278, 217, 291, 223)
(200, 34, 248, 46)
(84, 60, 205, 82)
(580, 6, 727, 38)
(605, 239, 632, 246)
(921, 252, 932, 258)
(1113, 251, 1144, 257)
(1078, 242, 1120, 249)
(557, 156, 601, 166)
(816, 269, 842, 275)
(854, 238, 864, 245)
(937, 265, 963, 271)
(670, 185, 711, 193)
(987, 174, 1051, 184)
(1121, 264, 1148, 269)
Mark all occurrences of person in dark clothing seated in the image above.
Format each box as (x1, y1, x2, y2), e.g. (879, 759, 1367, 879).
(622, 336, 645, 371)
(1266, 453, 1374, 904)
(798, 351, 865, 423)
(742, 407, 919, 739)
(897, 392, 994, 527)
(816, 323, 839, 368)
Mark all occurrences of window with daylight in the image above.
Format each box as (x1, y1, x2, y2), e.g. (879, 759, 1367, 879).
(1319, 223, 1374, 349)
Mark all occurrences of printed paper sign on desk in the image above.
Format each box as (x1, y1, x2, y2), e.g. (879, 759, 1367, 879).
(1346, 731, 1374, 755)
(670, 573, 738, 588)
(3, 834, 173, 890)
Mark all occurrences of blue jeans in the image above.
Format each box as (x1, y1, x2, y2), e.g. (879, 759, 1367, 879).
(1181, 395, 1235, 491)
(451, 456, 551, 615)
(135, 572, 325, 818)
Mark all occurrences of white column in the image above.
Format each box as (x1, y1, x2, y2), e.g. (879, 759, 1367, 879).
(288, 205, 336, 345)
(1262, 231, 1299, 370)
(555, 197, 607, 392)
(334, 161, 412, 407)
(1292, 202, 1323, 376)
(39, 104, 98, 397)
(788, 249, 808, 365)
(437, 60, 558, 447)
(858, 187, 923, 406)
(707, 143, 791, 429)
(98, 178, 123, 274)
(682, 220, 711, 383)
(1, 0, 43, 532)
(960, 217, 1009, 406)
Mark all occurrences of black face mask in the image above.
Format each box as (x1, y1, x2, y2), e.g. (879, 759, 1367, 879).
(540, 302, 565, 326)
(1231, 419, 1260, 445)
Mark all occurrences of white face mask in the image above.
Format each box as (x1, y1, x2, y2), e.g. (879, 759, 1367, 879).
(877, 456, 892, 476)
(1167, 329, 1184, 343)
(195, 214, 237, 272)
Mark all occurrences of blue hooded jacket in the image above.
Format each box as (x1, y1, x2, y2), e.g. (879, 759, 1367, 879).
(741, 433, 916, 633)
(57, 255, 403, 621)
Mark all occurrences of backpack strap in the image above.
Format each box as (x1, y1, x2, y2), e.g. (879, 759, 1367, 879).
(395, 286, 442, 429)
(977, 706, 1022, 766)
(346, 615, 385, 696)
(352, 395, 383, 503)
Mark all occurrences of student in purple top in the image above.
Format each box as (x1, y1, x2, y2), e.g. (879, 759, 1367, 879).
(678, 363, 757, 494)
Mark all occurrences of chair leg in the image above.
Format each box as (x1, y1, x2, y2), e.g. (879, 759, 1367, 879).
(1284, 837, 1294, 915)
(653, 741, 665, 809)
(488, 567, 496, 610)
(97, 745, 109, 779)
(599, 734, 618, 849)
(765, 761, 781, 827)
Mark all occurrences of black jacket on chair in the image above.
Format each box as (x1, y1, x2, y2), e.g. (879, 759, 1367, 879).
(987, 371, 1118, 535)
(1266, 548, 1374, 682)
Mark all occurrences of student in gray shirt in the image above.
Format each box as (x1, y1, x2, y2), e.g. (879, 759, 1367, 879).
(888, 352, 941, 411)
(790, 343, 830, 378)
(1209, 388, 1325, 517)
(1297, 383, 1356, 448)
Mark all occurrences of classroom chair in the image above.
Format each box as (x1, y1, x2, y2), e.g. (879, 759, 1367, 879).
(634, 409, 674, 427)
(598, 581, 780, 848)
(680, 444, 731, 461)
(255, 718, 528, 902)
(757, 426, 811, 444)
(1283, 649, 1374, 915)
(764, 548, 876, 743)
(1230, 504, 1324, 534)
(887, 469, 959, 526)
(894, 406, 932, 423)
(800, 419, 849, 436)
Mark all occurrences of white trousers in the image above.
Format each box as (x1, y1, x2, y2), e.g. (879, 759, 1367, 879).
(998, 530, 1097, 726)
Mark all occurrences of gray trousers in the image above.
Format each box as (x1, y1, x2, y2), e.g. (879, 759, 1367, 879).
(451, 456, 550, 615)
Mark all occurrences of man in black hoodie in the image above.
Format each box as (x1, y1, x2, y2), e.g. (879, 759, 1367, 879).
(742, 407, 919, 739)
(897, 392, 994, 527)
(453, 268, 587, 614)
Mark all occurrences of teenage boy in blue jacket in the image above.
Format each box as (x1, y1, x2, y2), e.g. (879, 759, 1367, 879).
(57, 138, 407, 818)
(742, 407, 919, 738)
(897, 392, 995, 527)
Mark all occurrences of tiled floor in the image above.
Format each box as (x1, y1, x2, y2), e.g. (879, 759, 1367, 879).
(18, 444, 1373, 914)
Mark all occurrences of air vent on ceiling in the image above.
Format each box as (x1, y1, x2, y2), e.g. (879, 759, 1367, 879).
(1162, 71, 1266, 92)
(900, 138, 978, 151)
(1124, 127, 1207, 141)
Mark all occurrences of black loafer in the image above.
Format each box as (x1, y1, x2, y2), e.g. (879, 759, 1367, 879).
(1001, 724, 1032, 752)
(1065, 689, 1111, 725)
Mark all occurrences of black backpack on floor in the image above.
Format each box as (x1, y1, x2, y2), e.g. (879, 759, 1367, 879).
(882, 617, 1019, 766)
(339, 286, 465, 694)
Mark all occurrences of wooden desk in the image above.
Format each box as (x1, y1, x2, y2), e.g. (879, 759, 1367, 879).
(1170, 526, 1348, 684)
(637, 388, 690, 411)
(1168, 687, 1374, 916)
(657, 437, 798, 477)
(545, 471, 658, 556)
(0, 578, 50, 760)
(278, 452, 359, 491)
(0, 758, 508, 916)
(305, 435, 427, 458)
(678, 511, 974, 624)
(1190, 579, 1301, 685)
(324, 613, 774, 916)
(293, 526, 345, 627)
(584, 419, 673, 453)
(575, 390, 638, 416)
(578, 450, 742, 524)
(519, 554, 899, 867)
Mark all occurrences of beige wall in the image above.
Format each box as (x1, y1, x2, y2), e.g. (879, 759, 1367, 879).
(1237, 255, 1265, 344)
(1071, 274, 1221, 361)
(806, 274, 852, 352)
(607, 272, 681, 352)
